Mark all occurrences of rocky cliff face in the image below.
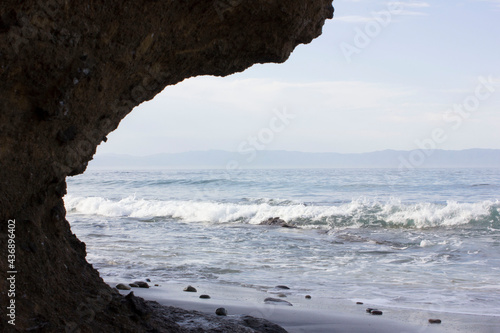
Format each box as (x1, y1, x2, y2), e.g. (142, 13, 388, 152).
(0, 1, 333, 331)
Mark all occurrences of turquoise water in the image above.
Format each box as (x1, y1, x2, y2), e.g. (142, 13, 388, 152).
(66, 168, 500, 316)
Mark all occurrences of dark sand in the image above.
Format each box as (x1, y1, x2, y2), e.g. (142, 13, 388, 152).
(111, 281, 500, 333)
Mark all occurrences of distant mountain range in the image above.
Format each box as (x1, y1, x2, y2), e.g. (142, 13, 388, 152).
(88, 149, 500, 169)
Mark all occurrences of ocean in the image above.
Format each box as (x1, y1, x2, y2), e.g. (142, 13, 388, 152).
(65, 168, 500, 317)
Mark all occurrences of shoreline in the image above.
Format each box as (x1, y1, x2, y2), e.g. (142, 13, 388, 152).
(108, 280, 500, 333)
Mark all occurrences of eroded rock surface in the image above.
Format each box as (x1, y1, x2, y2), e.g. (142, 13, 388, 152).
(0, 1, 333, 331)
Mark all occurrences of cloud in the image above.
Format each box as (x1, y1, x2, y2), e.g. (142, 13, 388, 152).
(390, 1, 430, 8)
(335, 1, 430, 24)
(387, 1, 431, 16)
(158, 77, 413, 114)
(98, 74, 500, 155)
(335, 15, 377, 23)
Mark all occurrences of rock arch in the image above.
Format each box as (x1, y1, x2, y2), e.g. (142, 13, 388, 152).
(0, 1, 333, 331)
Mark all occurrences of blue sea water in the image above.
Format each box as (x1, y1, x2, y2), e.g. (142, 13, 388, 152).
(65, 168, 500, 316)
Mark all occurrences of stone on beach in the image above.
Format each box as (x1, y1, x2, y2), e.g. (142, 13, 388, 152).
(238, 316, 288, 333)
(116, 283, 131, 290)
(264, 297, 293, 306)
(429, 319, 442, 324)
(305, 295, 312, 299)
(356, 301, 363, 305)
(215, 307, 228, 316)
(129, 283, 139, 288)
(134, 281, 150, 288)
(183, 285, 197, 292)
(371, 310, 383, 315)
(275, 285, 290, 290)
(199, 294, 211, 299)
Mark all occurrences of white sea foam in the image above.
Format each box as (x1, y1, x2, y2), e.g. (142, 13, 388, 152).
(64, 195, 498, 229)
(419, 239, 435, 247)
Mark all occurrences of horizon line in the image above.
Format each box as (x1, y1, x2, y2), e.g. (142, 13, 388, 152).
(95, 147, 500, 157)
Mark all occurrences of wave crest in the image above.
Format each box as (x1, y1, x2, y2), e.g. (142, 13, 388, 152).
(64, 195, 499, 229)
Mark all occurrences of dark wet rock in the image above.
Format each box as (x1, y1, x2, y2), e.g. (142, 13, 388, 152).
(238, 315, 288, 333)
(134, 281, 150, 288)
(148, 302, 288, 332)
(305, 295, 312, 299)
(356, 301, 364, 305)
(0, 1, 332, 330)
(371, 310, 383, 315)
(125, 292, 151, 318)
(215, 307, 228, 316)
(183, 285, 197, 292)
(129, 283, 139, 288)
(116, 283, 131, 291)
(146, 278, 151, 282)
(264, 298, 293, 306)
(199, 294, 211, 299)
(429, 319, 442, 324)
(275, 285, 290, 290)
(260, 217, 296, 228)
(366, 308, 377, 313)
(154, 284, 159, 287)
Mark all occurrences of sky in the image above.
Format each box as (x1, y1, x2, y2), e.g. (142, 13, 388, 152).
(96, 0, 500, 156)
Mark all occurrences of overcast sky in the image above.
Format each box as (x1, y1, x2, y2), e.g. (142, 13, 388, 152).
(97, 0, 500, 156)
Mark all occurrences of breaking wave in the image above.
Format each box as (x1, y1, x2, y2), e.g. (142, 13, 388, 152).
(64, 195, 499, 229)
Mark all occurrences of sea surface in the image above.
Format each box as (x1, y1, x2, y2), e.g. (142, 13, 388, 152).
(65, 168, 500, 316)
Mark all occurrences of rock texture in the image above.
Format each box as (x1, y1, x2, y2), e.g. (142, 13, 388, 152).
(260, 217, 296, 228)
(0, 1, 333, 331)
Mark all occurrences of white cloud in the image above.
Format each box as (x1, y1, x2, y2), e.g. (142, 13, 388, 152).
(393, 1, 430, 8)
(158, 77, 412, 114)
(335, 1, 430, 24)
(98, 73, 500, 155)
(387, 1, 431, 16)
(335, 15, 377, 23)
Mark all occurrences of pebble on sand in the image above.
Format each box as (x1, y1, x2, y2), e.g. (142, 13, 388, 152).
(429, 319, 442, 324)
(264, 297, 293, 306)
(356, 302, 363, 305)
(116, 283, 131, 290)
(199, 294, 211, 299)
(134, 281, 150, 288)
(275, 285, 290, 290)
(215, 308, 227, 316)
(183, 285, 197, 292)
(305, 295, 312, 299)
(371, 310, 383, 315)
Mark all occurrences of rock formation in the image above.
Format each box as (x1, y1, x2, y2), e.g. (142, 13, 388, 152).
(260, 217, 296, 228)
(0, 1, 333, 331)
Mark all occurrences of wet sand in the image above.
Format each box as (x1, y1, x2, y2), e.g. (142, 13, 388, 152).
(110, 281, 500, 333)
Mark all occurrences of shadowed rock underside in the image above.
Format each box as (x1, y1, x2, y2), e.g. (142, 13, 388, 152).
(0, 1, 333, 331)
